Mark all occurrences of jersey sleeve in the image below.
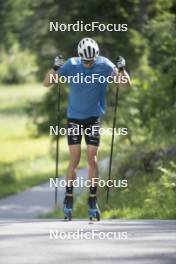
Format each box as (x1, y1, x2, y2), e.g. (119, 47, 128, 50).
(57, 59, 71, 77)
(104, 58, 117, 76)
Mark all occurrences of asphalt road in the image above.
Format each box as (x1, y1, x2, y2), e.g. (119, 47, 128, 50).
(0, 219, 176, 264)
(0, 159, 108, 219)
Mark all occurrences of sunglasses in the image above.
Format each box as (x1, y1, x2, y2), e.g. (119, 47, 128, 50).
(83, 60, 94, 65)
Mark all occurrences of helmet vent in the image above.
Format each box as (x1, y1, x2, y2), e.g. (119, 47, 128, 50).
(84, 48, 88, 59)
(87, 46, 91, 58)
(92, 48, 95, 58)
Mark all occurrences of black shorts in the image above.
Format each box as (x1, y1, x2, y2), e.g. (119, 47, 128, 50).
(67, 116, 100, 146)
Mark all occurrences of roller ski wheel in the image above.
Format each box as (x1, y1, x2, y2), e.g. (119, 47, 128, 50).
(88, 197, 101, 222)
(63, 195, 73, 221)
(89, 210, 100, 221)
(64, 210, 72, 221)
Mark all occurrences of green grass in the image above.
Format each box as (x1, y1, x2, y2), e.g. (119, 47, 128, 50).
(0, 84, 111, 197)
(0, 84, 53, 197)
(100, 144, 176, 220)
(43, 141, 176, 220)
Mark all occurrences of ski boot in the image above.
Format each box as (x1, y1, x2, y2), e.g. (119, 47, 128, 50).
(63, 195, 73, 221)
(88, 196, 100, 221)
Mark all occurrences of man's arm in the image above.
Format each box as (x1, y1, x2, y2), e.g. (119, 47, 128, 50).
(43, 56, 64, 87)
(118, 69, 131, 88)
(43, 69, 57, 87)
(116, 56, 131, 88)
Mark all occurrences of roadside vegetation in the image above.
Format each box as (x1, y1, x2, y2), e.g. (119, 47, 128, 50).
(0, 0, 175, 219)
(0, 84, 110, 197)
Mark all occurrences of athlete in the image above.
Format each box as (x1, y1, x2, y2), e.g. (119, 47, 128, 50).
(43, 38, 131, 220)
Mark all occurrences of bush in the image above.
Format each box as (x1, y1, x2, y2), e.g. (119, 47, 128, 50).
(0, 44, 38, 84)
(101, 147, 176, 219)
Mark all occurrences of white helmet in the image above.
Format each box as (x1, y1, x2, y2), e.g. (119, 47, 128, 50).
(77, 38, 99, 60)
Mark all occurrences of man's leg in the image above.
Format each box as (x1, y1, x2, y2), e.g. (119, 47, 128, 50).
(67, 144, 81, 185)
(87, 144, 100, 220)
(85, 117, 100, 219)
(85, 116, 100, 184)
(87, 144, 99, 202)
(87, 144, 99, 185)
(64, 118, 82, 219)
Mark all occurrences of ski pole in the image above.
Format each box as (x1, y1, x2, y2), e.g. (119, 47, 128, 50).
(54, 83, 61, 208)
(106, 84, 119, 203)
(53, 55, 65, 208)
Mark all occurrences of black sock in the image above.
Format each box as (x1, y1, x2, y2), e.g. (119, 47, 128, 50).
(89, 186, 97, 195)
(66, 185, 73, 195)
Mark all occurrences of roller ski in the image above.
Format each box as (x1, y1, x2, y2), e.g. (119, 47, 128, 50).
(88, 196, 101, 221)
(63, 195, 73, 221)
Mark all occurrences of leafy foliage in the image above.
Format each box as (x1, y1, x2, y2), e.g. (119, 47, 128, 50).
(0, 0, 176, 218)
(0, 44, 38, 84)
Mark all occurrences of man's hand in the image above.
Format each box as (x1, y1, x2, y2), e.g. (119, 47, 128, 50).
(116, 56, 126, 71)
(43, 55, 64, 87)
(52, 55, 64, 71)
(115, 56, 131, 87)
